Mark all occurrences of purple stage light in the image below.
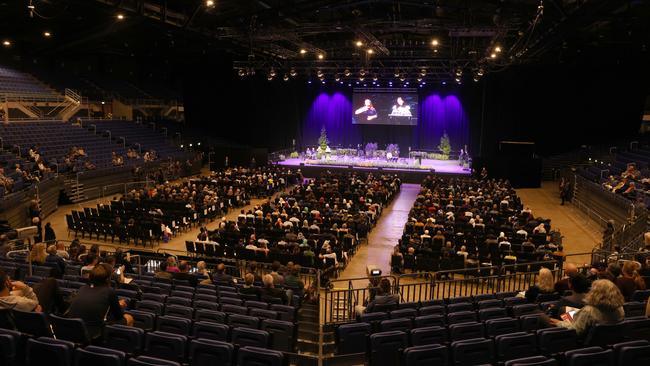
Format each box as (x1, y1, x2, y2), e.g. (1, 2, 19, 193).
(442, 81, 446, 85)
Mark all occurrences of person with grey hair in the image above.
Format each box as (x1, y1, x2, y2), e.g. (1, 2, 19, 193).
(260, 274, 288, 304)
(45, 244, 66, 277)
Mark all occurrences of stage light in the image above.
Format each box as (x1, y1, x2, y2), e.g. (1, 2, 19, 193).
(420, 69, 427, 76)
(267, 75, 274, 81)
(455, 68, 463, 77)
(344, 68, 351, 77)
(356, 40, 363, 47)
(300, 49, 307, 54)
(189, 143, 193, 147)
(495, 46, 502, 53)
(334, 74, 341, 81)
(359, 68, 366, 76)
(372, 75, 378, 81)
(43, 31, 52, 38)
(197, 142, 201, 146)
(269, 68, 276, 77)
(473, 77, 479, 82)
(490, 52, 497, 59)
(434, 49, 438, 53)
(399, 75, 406, 82)
(307, 80, 312, 84)
(180, 145, 184, 148)
(442, 81, 447, 85)
(359, 76, 365, 81)
(316, 69, 323, 78)
(101, 101, 105, 105)
(2, 40, 11, 47)
(283, 74, 289, 81)
(431, 39, 439, 46)
(394, 70, 400, 77)
(116, 14, 125, 20)
(238, 69, 245, 77)
(367, 49, 373, 54)
(416, 77, 422, 82)
(289, 68, 297, 77)
(205, 0, 215, 7)
(477, 67, 484, 76)
(317, 53, 324, 60)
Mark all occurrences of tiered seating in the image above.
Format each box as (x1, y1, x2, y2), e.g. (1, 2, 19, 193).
(90, 120, 185, 160)
(0, 65, 62, 100)
(0, 150, 40, 196)
(333, 293, 650, 365)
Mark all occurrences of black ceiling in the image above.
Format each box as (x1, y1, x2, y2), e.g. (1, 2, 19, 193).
(1, 0, 649, 82)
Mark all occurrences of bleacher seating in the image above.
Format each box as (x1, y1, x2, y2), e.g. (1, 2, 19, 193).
(0, 66, 62, 100)
(90, 120, 185, 160)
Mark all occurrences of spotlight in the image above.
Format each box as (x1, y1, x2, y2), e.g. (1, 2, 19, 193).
(455, 77, 461, 84)
(289, 68, 297, 77)
(367, 49, 373, 54)
(205, 0, 215, 7)
(43, 31, 52, 38)
(431, 39, 439, 46)
(317, 53, 324, 60)
(399, 75, 406, 82)
(334, 74, 341, 82)
(473, 77, 479, 82)
(101, 101, 105, 105)
(269, 68, 277, 77)
(317, 69, 324, 78)
(490, 53, 497, 59)
(344, 68, 351, 77)
(495, 46, 502, 53)
(116, 14, 125, 20)
(477, 68, 484, 76)
(416, 77, 422, 82)
(237, 69, 245, 77)
(197, 142, 201, 146)
(359, 76, 365, 81)
(420, 69, 427, 77)
(283, 74, 289, 81)
(359, 69, 366, 76)
(180, 145, 184, 148)
(434, 49, 438, 53)
(356, 40, 363, 47)
(394, 70, 400, 77)
(267, 75, 274, 81)
(372, 75, 378, 81)
(2, 40, 11, 47)
(300, 49, 307, 54)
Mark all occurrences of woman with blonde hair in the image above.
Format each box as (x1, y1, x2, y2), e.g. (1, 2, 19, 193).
(551, 279, 625, 336)
(28, 243, 47, 265)
(525, 267, 556, 303)
(616, 261, 646, 301)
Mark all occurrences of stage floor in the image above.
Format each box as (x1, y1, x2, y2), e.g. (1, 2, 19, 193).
(277, 157, 471, 175)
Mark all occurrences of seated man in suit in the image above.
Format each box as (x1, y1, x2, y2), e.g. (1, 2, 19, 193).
(260, 274, 288, 304)
(172, 261, 198, 287)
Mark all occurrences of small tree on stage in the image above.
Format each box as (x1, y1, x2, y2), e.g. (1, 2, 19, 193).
(438, 132, 452, 160)
(318, 126, 329, 152)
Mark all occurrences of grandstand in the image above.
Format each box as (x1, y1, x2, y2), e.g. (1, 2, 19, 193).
(0, 1, 649, 366)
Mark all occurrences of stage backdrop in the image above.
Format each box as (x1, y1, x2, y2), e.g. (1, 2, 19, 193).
(300, 91, 470, 154)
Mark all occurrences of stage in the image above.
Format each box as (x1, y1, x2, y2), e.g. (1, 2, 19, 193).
(276, 156, 471, 182)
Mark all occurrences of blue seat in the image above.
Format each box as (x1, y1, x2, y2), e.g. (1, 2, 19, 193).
(104, 324, 145, 354)
(447, 303, 474, 313)
(170, 291, 193, 300)
(473, 294, 496, 303)
(127, 356, 180, 366)
(49, 314, 91, 344)
(337, 322, 371, 355)
(192, 321, 229, 342)
(537, 327, 578, 355)
(495, 332, 538, 362)
(503, 297, 527, 306)
(414, 314, 445, 328)
(142, 293, 167, 303)
(237, 346, 284, 366)
(504, 356, 558, 366)
(583, 322, 625, 347)
(189, 339, 234, 366)
(261, 319, 295, 352)
(231, 327, 269, 348)
(380, 318, 413, 332)
(245, 301, 269, 310)
(135, 300, 164, 315)
(166, 297, 192, 308)
(126, 310, 156, 331)
(194, 294, 218, 303)
(164, 305, 194, 319)
(448, 296, 473, 304)
(0, 332, 16, 366)
(74, 346, 125, 366)
(612, 340, 650, 364)
(449, 322, 484, 342)
(451, 338, 494, 366)
(485, 318, 520, 337)
(390, 308, 418, 319)
(270, 305, 296, 322)
(511, 304, 539, 317)
(477, 299, 503, 309)
(447, 311, 476, 325)
(249, 308, 278, 320)
(519, 314, 546, 332)
(193, 301, 219, 311)
(623, 302, 646, 317)
(624, 317, 650, 342)
(144, 331, 187, 362)
(369, 331, 408, 366)
(219, 297, 243, 307)
(478, 307, 507, 321)
(156, 315, 192, 336)
(564, 346, 614, 366)
(228, 314, 260, 329)
(403, 344, 448, 366)
(418, 305, 445, 316)
(26, 337, 74, 366)
(410, 326, 447, 346)
(194, 309, 226, 324)
(115, 289, 138, 299)
(221, 304, 248, 315)
(13, 310, 53, 337)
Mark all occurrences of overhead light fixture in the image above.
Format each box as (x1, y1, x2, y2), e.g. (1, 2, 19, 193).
(317, 53, 324, 60)
(269, 68, 276, 77)
(455, 68, 463, 77)
(372, 75, 378, 81)
(416, 77, 422, 82)
(205, 0, 215, 7)
(238, 69, 246, 77)
(367, 49, 373, 54)
(344, 68, 351, 77)
(267, 75, 274, 81)
(431, 39, 439, 46)
(399, 75, 406, 82)
(43, 31, 52, 38)
(335, 74, 341, 82)
(116, 14, 125, 20)
(359, 76, 365, 81)
(2, 40, 11, 47)
(283, 74, 289, 81)
(299, 49, 307, 54)
(359, 69, 366, 76)
(317, 69, 324, 78)
(495, 46, 502, 53)
(289, 68, 297, 77)
(394, 70, 400, 77)
(490, 53, 497, 59)
(473, 77, 479, 82)
(477, 67, 484, 76)
(420, 69, 427, 76)
(356, 40, 363, 47)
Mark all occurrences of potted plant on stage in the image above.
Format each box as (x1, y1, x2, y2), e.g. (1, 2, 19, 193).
(438, 132, 452, 160)
(364, 142, 378, 158)
(317, 126, 329, 160)
(386, 144, 400, 161)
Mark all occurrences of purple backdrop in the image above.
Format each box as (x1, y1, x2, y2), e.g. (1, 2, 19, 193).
(301, 91, 469, 153)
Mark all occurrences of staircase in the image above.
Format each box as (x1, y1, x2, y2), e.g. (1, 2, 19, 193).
(293, 302, 320, 365)
(63, 178, 86, 203)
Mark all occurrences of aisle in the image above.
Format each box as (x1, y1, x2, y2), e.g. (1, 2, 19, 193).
(338, 183, 421, 280)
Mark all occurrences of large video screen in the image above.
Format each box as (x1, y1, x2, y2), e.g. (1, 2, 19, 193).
(352, 90, 418, 125)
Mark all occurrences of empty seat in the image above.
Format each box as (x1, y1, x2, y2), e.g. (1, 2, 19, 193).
(449, 322, 484, 341)
(503, 297, 527, 306)
(245, 301, 269, 310)
(166, 297, 192, 308)
(398, 302, 420, 309)
(231, 327, 269, 348)
(478, 307, 507, 321)
(564, 346, 614, 366)
(414, 314, 445, 328)
(26, 337, 74, 366)
(228, 314, 260, 329)
(127, 356, 181, 366)
(14, 310, 53, 338)
(136, 301, 164, 315)
(485, 317, 520, 337)
(156, 315, 192, 336)
(473, 294, 496, 303)
(504, 356, 558, 366)
(495, 332, 538, 362)
(410, 326, 447, 346)
(403, 344, 448, 366)
(380, 318, 413, 332)
(165, 305, 194, 319)
(612, 340, 650, 364)
(49, 314, 92, 344)
(477, 299, 503, 309)
(103, 324, 145, 354)
(511, 304, 539, 317)
(192, 321, 229, 342)
(360, 311, 389, 323)
(142, 293, 167, 303)
(74, 346, 126, 366)
(189, 339, 234, 366)
(261, 319, 295, 352)
(369, 331, 409, 366)
(624, 317, 650, 342)
(270, 305, 296, 322)
(0, 331, 17, 366)
(337, 322, 371, 355)
(194, 310, 226, 324)
(447, 303, 474, 313)
(537, 327, 578, 355)
(193, 300, 219, 311)
(583, 322, 626, 347)
(390, 308, 418, 319)
(448, 296, 473, 304)
(451, 338, 494, 366)
(623, 302, 646, 318)
(237, 346, 284, 366)
(221, 304, 248, 315)
(447, 311, 477, 325)
(144, 331, 187, 362)
(126, 310, 156, 331)
(418, 305, 445, 316)
(249, 309, 278, 320)
(519, 314, 546, 332)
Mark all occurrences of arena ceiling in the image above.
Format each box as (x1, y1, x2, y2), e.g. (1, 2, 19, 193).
(1, 0, 649, 82)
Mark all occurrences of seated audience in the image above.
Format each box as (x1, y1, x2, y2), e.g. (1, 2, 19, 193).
(211, 263, 234, 285)
(0, 269, 40, 312)
(239, 273, 261, 299)
(172, 260, 198, 287)
(260, 274, 287, 304)
(616, 260, 646, 301)
(155, 261, 173, 280)
(525, 268, 556, 303)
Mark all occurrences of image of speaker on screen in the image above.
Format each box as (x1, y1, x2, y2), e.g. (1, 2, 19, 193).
(390, 97, 412, 117)
(354, 99, 378, 121)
